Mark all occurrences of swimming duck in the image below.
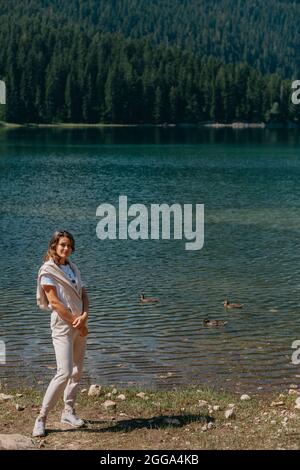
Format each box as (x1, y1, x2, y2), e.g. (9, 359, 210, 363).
(203, 319, 228, 327)
(140, 293, 160, 303)
(223, 299, 244, 309)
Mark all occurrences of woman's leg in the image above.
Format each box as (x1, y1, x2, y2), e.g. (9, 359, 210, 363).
(63, 329, 86, 412)
(39, 332, 73, 417)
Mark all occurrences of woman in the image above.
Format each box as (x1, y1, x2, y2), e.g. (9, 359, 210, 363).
(32, 230, 89, 438)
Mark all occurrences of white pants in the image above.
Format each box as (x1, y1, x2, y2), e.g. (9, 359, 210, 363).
(40, 311, 86, 416)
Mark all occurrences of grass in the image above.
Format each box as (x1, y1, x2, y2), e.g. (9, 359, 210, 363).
(1, 384, 300, 450)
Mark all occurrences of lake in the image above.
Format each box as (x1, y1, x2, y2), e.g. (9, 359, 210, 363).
(1, 126, 300, 394)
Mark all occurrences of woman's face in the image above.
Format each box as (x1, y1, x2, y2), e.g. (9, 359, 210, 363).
(56, 236, 73, 262)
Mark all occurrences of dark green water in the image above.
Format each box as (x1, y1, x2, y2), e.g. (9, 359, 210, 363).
(1, 126, 300, 394)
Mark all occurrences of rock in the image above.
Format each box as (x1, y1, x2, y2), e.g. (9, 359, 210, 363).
(0, 394, 14, 402)
(15, 394, 23, 398)
(213, 405, 221, 411)
(117, 394, 126, 401)
(289, 384, 298, 389)
(288, 389, 300, 396)
(271, 401, 284, 407)
(88, 384, 102, 397)
(81, 389, 88, 394)
(0, 434, 35, 450)
(102, 400, 116, 410)
(15, 404, 25, 411)
(111, 388, 118, 395)
(295, 397, 300, 410)
(198, 400, 208, 407)
(136, 392, 146, 399)
(240, 394, 251, 401)
(228, 403, 235, 408)
(225, 409, 236, 419)
(202, 421, 215, 431)
(105, 393, 112, 398)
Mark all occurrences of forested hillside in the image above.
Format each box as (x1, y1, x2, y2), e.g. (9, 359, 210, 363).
(0, 0, 299, 124)
(1, 0, 299, 77)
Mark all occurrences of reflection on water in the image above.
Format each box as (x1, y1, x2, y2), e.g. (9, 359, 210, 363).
(1, 127, 300, 394)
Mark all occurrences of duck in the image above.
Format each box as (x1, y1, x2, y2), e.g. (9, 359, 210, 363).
(223, 299, 244, 309)
(140, 293, 160, 303)
(203, 319, 228, 327)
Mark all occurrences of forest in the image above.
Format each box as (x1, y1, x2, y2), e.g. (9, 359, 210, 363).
(0, 0, 299, 124)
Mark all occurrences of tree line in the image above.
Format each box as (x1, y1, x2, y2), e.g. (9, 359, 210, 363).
(0, 3, 299, 124)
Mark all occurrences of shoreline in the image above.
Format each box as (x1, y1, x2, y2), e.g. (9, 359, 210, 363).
(1, 383, 300, 450)
(1, 121, 298, 129)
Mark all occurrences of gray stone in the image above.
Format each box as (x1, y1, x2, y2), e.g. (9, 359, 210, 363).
(117, 394, 126, 401)
(88, 384, 102, 397)
(288, 389, 300, 396)
(15, 404, 25, 411)
(102, 400, 116, 410)
(198, 400, 208, 407)
(0, 434, 35, 450)
(0, 393, 14, 402)
(240, 394, 251, 401)
(289, 384, 298, 389)
(225, 409, 236, 419)
(295, 397, 300, 409)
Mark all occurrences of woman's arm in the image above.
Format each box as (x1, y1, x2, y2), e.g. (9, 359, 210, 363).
(72, 287, 89, 329)
(42, 285, 74, 323)
(81, 287, 89, 321)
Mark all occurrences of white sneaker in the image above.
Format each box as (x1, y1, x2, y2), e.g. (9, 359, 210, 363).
(61, 409, 85, 427)
(32, 416, 46, 437)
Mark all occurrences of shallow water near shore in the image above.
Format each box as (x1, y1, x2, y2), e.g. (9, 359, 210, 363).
(1, 126, 300, 394)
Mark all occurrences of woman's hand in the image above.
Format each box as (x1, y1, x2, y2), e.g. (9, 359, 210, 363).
(72, 314, 86, 329)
